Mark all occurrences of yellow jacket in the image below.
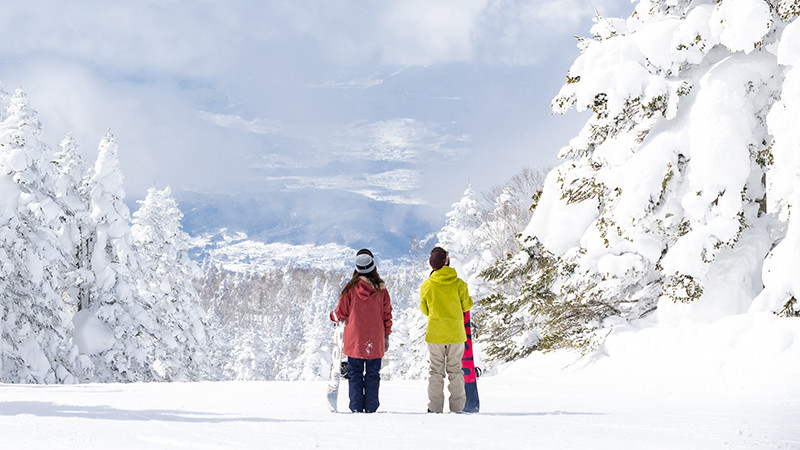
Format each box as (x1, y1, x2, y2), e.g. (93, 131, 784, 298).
(419, 266, 473, 344)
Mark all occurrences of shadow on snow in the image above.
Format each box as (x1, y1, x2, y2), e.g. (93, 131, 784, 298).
(0, 401, 307, 424)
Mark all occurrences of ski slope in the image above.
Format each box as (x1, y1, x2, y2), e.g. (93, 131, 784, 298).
(2, 312, 798, 450)
(0, 364, 794, 449)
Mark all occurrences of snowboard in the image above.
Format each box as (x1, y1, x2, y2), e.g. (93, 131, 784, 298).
(461, 310, 480, 413)
(326, 321, 345, 412)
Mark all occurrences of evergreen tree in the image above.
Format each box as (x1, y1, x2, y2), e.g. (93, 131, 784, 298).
(131, 186, 219, 380)
(437, 184, 482, 263)
(0, 88, 78, 383)
(435, 184, 488, 299)
(74, 131, 160, 381)
(477, 237, 551, 362)
(478, 168, 547, 264)
(482, 1, 799, 357)
(437, 171, 545, 298)
(751, 3, 800, 317)
(51, 133, 93, 316)
(192, 260, 431, 381)
(295, 275, 334, 380)
(426, 170, 546, 363)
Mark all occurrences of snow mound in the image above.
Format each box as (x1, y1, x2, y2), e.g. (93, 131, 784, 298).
(72, 310, 115, 355)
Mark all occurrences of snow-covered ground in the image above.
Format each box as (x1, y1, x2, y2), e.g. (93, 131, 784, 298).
(2, 313, 798, 449)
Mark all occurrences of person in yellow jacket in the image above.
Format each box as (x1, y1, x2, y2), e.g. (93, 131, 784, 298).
(420, 246, 473, 413)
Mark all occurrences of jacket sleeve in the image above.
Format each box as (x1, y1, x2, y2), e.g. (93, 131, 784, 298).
(383, 290, 393, 336)
(332, 291, 351, 322)
(460, 280, 473, 312)
(419, 283, 429, 316)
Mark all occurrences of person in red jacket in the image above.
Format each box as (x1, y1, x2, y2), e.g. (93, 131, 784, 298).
(330, 248, 393, 413)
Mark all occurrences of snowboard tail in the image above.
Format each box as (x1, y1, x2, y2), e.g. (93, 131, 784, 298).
(326, 322, 345, 412)
(462, 310, 480, 413)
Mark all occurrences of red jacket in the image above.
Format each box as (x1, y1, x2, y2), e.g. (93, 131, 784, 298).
(332, 277, 392, 359)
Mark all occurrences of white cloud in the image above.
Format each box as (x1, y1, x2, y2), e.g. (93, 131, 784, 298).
(1, 59, 240, 196)
(312, 67, 408, 90)
(278, 169, 420, 192)
(365, 169, 421, 191)
(356, 0, 619, 66)
(250, 153, 311, 171)
(314, 78, 385, 90)
(0, 2, 237, 78)
(264, 169, 423, 204)
(240, 116, 471, 173)
(351, 191, 426, 205)
(333, 118, 469, 163)
(224, 116, 469, 175)
(375, 0, 487, 65)
(0, 1, 630, 82)
(0, 0, 637, 215)
(197, 111, 284, 135)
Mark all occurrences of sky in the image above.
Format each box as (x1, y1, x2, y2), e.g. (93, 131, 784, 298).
(0, 0, 635, 243)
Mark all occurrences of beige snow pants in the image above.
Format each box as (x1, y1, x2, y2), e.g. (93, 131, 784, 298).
(426, 342, 465, 413)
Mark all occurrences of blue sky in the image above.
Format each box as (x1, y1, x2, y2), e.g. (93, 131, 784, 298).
(0, 0, 635, 245)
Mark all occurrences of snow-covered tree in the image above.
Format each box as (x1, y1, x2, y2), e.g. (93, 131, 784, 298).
(192, 259, 431, 381)
(471, 171, 551, 362)
(0, 87, 79, 383)
(73, 132, 162, 381)
(0, 83, 233, 383)
(51, 133, 93, 319)
(426, 170, 546, 364)
(480, 169, 547, 260)
(751, 3, 800, 317)
(487, 0, 800, 355)
(294, 276, 335, 380)
(437, 184, 482, 264)
(132, 186, 219, 380)
(438, 171, 545, 294)
(380, 265, 428, 379)
(436, 186, 487, 301)
(476, 239, 552, 362)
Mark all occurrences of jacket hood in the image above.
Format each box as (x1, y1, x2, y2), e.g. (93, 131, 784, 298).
(354, 276, 384, 299)
(429, 266, 459, 285)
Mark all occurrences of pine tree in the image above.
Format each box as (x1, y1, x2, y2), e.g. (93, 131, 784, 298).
(74, 131, 160, 381)
(484, 1, 798, 355)
(473, 169, 547, 293)
(296, 274, 335, 380)
(0, 87, 78, 383)
(435, 184, 487, 298)
(51, 133, 93, 315)
(437, 184, 482, 260)
(477, 237, 551, 361)
(429, 170, 546, 362)
(751, 4, 800, 317)
(131, 186, 218, 381)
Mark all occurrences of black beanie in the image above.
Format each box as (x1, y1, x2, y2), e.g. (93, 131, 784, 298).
(429, 247, 447, 270)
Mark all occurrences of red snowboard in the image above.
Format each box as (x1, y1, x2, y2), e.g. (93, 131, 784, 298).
(462, 310, 480, 413)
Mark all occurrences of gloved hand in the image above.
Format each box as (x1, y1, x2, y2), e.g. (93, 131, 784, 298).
(385, 335, 390, 351)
